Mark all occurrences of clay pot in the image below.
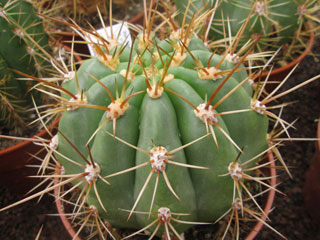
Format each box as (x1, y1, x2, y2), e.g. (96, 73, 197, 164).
(245, 150, 276, 240)
(0, 45, 81, 195)
(54, 150, 277, 240)
(0, 118, 59, 194)
(53, 32, 90, 57)
(258, 21, 315, 91)
(304, 121, 320, 226)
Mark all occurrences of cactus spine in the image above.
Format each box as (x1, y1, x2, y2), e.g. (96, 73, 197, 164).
(0, 0, 50, 134)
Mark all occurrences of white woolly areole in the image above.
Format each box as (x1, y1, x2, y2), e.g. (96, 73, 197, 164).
(120, 69, 135, 82)
(13, 28, 24, 38)
(198, 67, 223, 80)
(26, 46, 35, 56)
(63, 71, 75, 83)
(67, 93, 88, 111)
(298, 4, 307, 16)
(105, 38, 120, 51)
(60, 166, 65, 175)
(150, 146, 168, 172)
(225, 53, 240, 64)
(34, 63, 41, 72)
(233, 198, 243, 210)
(228, 162, 243, 181)
(170, 29, 182, 40)
(160, 69, 174, 84)
(147, 85, 164, 99)
(85, 164, 100, 183)
(49, 134, 59, 149)
(255, 1, 265, 16)
(138, 34, 153, 52)
(194, 103, 218, 125)
(89, 205, 98, 216)
(251, 99, 266, 115)
(172, 53, 187, 66)
(98, 54, 119, 71)
(158, 207, 171, 222)
(107, 99, 129, 119)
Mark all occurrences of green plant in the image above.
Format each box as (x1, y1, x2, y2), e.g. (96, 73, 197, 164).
(174, 0, 319, 65)
(1, 2, 319, 239)
(0, 0, 50, 134)
(35, 8, 280, 238)
(56, 29, 269, 235)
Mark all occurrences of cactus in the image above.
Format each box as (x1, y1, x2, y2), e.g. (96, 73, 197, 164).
(47, 8, 275, 238)
(174, 0, 318, 62)
(0, 0, 50, 134)
(1, 2, 319, 239)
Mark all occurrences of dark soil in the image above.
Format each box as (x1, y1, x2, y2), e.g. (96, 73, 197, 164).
(0, 3, 319, 240)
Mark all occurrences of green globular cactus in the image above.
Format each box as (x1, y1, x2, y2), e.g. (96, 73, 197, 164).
(0, 0, 50, 134)
(174, 0, 318, 54)
(51, 20, 271, 238)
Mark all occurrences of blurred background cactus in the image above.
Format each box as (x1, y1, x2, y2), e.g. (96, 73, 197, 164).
(0, 0, 50, 135)
(174, 0, 319, 66)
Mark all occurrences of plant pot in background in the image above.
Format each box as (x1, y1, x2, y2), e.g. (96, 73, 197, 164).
(0, 118, 59, 195)
(245, 150, 276, 240)
(258, 22, 315, 92)
(0, 45, 81, 195)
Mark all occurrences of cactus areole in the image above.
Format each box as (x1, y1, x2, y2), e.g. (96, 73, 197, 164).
(56, 32, 269, 236)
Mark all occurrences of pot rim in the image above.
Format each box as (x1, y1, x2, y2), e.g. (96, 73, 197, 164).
(0, 118, 60, 156)
(260, 21, 314, 78)
(245, 149, 276, 240)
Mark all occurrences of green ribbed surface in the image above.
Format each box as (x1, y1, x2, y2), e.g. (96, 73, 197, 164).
(56, 34, 269, 236)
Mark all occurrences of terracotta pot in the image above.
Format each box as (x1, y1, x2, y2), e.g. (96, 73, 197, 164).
(0, 118, 59, 194)
(304, 121, 320, 226)
(0, 45, 81, 195)
(53, 32, 90, 57)
(54, 150, 276, 240)
(245, 150, 276, 240)
(258, 21, 314, 91)
(54, 176, 82, 240)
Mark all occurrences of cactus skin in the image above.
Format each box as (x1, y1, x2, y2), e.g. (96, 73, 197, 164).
(174, 0, 316, 50)
(0, 0, 49, 133)
(55, 31, 269, 236)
